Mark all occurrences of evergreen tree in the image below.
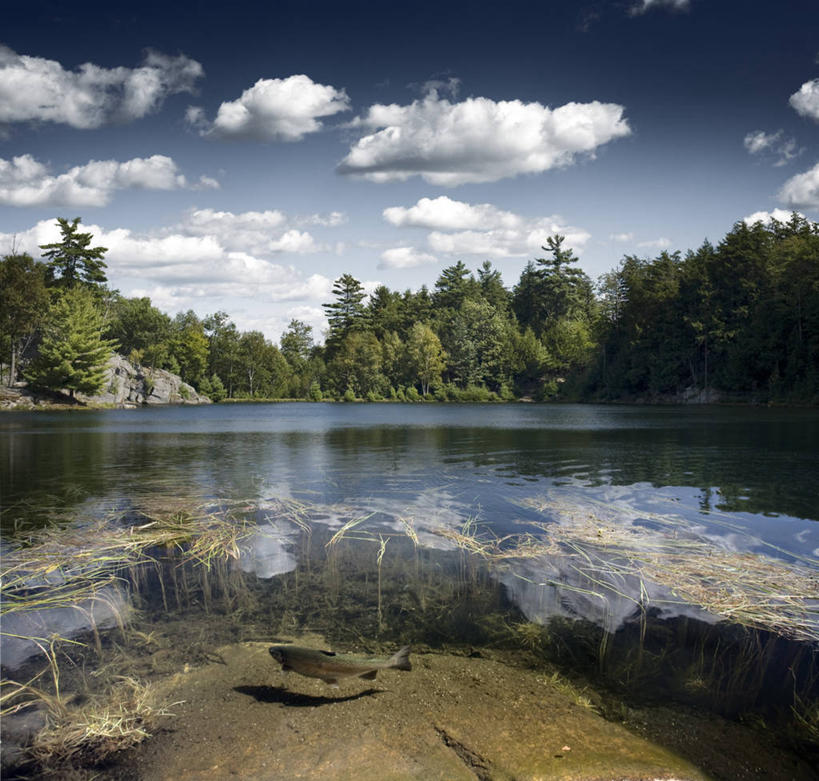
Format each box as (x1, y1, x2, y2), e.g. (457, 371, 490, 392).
(433, 261, 477, 312)
(40, 217, 108, 289)
(25, 287, 116, 398)
(324, 274, 369, 348)
(535, 235, 594, 326)
(477, 260, 510, 312)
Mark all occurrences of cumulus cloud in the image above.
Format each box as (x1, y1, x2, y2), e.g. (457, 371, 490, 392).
(383, 196, 589, 258)
(789, 79, 819, 122)
(1, 219, 335, 307)
(383, 196, 522, 231)
(743, 208, 804, 226)
(379, 246, 439, 269)
(779, 162, 819, 210)
(630, 0, 690, 14)
(339, 92, 631, 185)
(190, 75, 350, 141)
(0, 46, 203, 128)
(743, 130, 801, 166)
(174, 207, 343, 255)
(0, 154, 215, 207)
(609, 232, 634, 242)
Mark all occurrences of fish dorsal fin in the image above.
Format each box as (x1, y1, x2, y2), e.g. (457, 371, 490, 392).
(320, 650, 337, 657)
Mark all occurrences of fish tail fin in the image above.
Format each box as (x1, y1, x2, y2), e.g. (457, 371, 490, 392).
(387, 645, 412, 671)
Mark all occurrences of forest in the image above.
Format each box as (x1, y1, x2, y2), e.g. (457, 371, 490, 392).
(1, 213, 818, 404)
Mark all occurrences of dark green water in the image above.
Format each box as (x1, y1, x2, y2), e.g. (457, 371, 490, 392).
(3, 402, 818, 544)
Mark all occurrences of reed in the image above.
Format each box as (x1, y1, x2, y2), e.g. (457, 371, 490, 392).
(507, 495, 819, 644)
(26, 676, 177, 768)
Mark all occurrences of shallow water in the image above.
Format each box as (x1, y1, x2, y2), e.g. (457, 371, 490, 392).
(2, 403, 818, 776)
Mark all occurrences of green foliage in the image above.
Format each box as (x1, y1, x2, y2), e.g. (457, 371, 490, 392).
(324, 274, 369, 350)
(588, 214, 819, 402)
(328, 331, 384, 397)
(21, 213, 817, 406)
(171, 312, 209, 386)
(0, 253, 49, 385)
(308, 381, 323, 401)
(235, 331, 290, 398)
(280, 319, 313, 368)
(406, 322, 445, 396)
(203, 311, 240, 398)
(25, 287, 116, 398)
(39, 217, 108, 289)
(208, 374, 227, 402)
(108, 297, 171, 369)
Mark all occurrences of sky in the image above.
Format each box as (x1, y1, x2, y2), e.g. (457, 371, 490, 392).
(1, 0, 818, 342)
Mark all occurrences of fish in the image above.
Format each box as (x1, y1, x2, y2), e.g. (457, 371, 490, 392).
(268, 644, 411, 687)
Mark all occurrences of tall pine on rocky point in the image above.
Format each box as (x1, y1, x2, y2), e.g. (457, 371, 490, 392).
(26, 287, 117, 398)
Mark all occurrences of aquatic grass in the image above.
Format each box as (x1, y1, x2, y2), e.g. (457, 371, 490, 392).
(325, 512, 378, 549)
(539, 671, 598, 712)
(26, 676, 178, 768)
(376, 535, 388, 633)
(511, 496, 819, 644)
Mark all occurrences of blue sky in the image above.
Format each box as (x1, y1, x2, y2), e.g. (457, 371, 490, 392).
(2, 0, 818, 341)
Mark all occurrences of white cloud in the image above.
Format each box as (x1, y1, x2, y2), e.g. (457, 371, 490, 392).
(789, 79, 819, 122)
(192, 75, 350, 141)
(174, 208, 342, 255)
(637, 237, 672, 249)
(427, 226, 589, 258)
(779, 162, 819, 210)
(630, 0, 689, 14)
(0, 46, 203, 128)
(339, 92, 631, 185)
(379, 246, 439, 269)
(743, 208, 804, 226)
(384, 196, 590, 259)
(0, 154, 212, 207)
(609, 232, 634, 242)
(743, 130, 801, 166)
(0, 219, 335, 308)
(383, 196, 522, 231)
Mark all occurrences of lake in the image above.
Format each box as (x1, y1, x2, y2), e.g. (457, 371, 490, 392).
(2, 403, 818, 778)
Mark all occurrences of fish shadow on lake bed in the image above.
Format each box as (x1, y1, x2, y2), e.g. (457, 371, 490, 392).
(234, 685, 381, 707)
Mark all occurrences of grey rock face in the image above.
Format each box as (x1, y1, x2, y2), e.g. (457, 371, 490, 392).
(87, 354, 211, 406)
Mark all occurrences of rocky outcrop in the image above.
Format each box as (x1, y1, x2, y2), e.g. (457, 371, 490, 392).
(87, 354, 211, 406)
(0, 354, 211, 409)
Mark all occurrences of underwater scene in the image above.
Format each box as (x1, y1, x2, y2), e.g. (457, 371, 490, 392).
(1, 403, 818, 779)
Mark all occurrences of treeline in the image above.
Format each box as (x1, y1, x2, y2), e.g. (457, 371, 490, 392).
(1, 214, 817, 403)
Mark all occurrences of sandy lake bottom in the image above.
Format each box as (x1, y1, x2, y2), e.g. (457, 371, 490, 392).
(73, 636, 812, 781)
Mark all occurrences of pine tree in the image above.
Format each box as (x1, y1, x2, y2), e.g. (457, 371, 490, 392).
(323, 274, 369, 347)
(40, 217, 109, 289)
(25, 287, 117, 398)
